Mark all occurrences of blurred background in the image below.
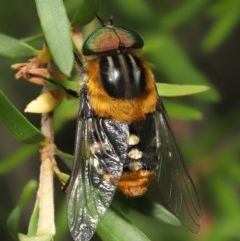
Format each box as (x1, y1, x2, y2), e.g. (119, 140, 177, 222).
(0, 0, 240, 241)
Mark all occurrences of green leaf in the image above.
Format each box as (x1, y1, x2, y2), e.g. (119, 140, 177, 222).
(71, 0, 99, 26)
(0, 145, 38, 174)
(0, 91, 45, 144)
(8, 208, 21, 240)
(7, 180, 38, 240)
(21, 33, 44, 45)
(56, 149, 73, 169)
(54, 199, 68, 241)
(164, 100, 203, 120)
(18, 234, 53, 241)
(44, 77, 78, 93)
(157, 83, 210, 97)
(144, 33, 220, 102)
(202, 0, 240, 52)
(97, 208, 151, 241)
(35, 0, 74, 76)
(27, 201, 39, 236)
(113, 196, 180, 227)
(113, 0, 156, 25)
(160, 0, 211, 31)
(58, 172, 69, 183)
(0, 33, 39, 58)
(19, 201, 54, 241)
(146, 199, 181, 226)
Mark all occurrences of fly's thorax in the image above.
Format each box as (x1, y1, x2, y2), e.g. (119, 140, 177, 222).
(98, 51, 146, 99)
(86, 53, 158, 123)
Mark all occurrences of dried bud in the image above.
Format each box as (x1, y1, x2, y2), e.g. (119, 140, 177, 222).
(25, 90, 64, 113)
(12, 57, 42, 80)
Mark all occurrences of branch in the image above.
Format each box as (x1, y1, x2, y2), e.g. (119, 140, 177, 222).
(36, 102, 56, 236)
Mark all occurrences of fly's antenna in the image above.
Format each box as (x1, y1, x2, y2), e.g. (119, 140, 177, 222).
(108, 8, 116, 26)
(95, 7, 116, 26)
(95, 13, 105, 26)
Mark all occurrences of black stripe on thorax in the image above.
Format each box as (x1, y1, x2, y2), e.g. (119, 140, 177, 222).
(99, 52, 147, 99)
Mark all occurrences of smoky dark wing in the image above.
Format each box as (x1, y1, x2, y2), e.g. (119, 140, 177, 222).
(67, 88, 128, 241)
(154, 99, 201, 233)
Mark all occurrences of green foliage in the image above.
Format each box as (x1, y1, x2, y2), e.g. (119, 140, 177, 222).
(35, 0, 74, 76)
(71, 0, 100, 26)
(164, 100, 203, 120)
(27, 201, 39, 236)
(159, 0, 211, 31)
(0, 34, 39, 58)
(7, 181, 38, 240)
(0, 91, 45, 143)
(97, 209, 151, 241)
(0, 145, 38, 174)
(0, 1, 240, 241)
(202, 0, 240, 51)
(112, 197, 181, 227)
(156, 83, 209, 97)
(144, 34, 219, 102)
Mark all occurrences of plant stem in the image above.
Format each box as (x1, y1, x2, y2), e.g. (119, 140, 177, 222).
(36, 110, 56, 236)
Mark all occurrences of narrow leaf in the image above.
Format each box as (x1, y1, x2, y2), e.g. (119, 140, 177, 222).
(0, 91, 45, 143)
(44, 77, 78, 93)
(113, 0, 156, 25)
(71, 0, 99, 26)
(56, 171, 69, 184)
(146, 199, 181, 226)
(160, 0, 211, 30)
(35, 0, 74, 76)
(97, 208, 151, 241)
(164, 100, 203, 120)
(157, 83, 210, 97)
(0, 145, 38, 174)
(113, 196, 180, 227)
(56, 149, 73, 169)
(54, 199, 68, 241)
(7, 180, 38, 240)
(0, 33, 39, 58)
(144, 33, 220, 102)
(27, 201, 39, 236)
(202, 3, 240, 52)
(7, 207, 21, 240)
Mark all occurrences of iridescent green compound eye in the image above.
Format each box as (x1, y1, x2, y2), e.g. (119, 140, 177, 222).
(82, 26, 144, 55)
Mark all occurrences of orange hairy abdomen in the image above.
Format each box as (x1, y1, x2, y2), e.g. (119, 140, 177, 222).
(116, 170, 156, 196)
